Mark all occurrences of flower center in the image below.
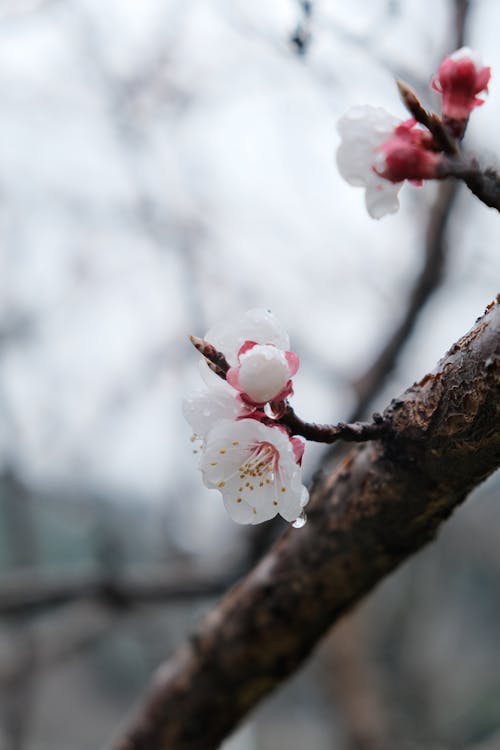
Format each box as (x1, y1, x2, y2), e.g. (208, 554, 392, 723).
(238, 441, 279, 483)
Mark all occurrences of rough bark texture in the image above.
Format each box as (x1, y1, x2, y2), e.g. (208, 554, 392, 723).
(112, 297, 500, 750)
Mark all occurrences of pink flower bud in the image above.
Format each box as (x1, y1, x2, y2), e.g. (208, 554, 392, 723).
(226, 341, 299, 406)
(432, 47, 491, 137)
(374, 120, 442, 184)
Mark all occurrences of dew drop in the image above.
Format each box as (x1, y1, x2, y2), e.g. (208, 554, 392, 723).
(292, 510, 307, 529)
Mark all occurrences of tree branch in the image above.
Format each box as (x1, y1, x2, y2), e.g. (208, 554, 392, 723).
(440, 158, 500, 211)
(279, 407, 389, 444)
(111, 296, 500, 750)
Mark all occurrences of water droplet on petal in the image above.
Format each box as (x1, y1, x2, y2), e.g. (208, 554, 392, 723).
(292, 510, 307, 529)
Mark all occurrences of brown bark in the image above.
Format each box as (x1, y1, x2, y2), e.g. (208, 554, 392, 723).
(112, 297, 500, 750)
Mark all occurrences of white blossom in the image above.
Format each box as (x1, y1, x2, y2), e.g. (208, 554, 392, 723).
(200, 418, 308, 525)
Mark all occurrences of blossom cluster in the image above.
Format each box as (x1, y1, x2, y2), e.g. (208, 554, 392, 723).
(337, 47, 491, 218)
(183, 309, 308, 526)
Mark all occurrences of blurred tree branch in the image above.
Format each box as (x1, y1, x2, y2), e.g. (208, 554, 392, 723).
(0, 566, 237, 619)
(350, 180, 459, 424)
(111, 296, 500, 750)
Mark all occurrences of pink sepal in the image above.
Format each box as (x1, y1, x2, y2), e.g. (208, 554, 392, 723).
(291, 437, 305, 465)
(285, 351, 300, 376)
(237, 408, 267, 423)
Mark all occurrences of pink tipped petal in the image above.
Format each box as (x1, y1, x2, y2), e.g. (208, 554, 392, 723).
(285, 351, 300, 376)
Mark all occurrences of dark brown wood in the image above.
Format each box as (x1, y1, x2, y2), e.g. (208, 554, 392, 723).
(112, 297, 500, 750)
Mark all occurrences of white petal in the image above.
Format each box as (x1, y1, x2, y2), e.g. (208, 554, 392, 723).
(182, 385, 243, 440)
(365, 180, 402, 219)
(250, 502, 279, 525)
(336, 106, 402, 218)
(200, 426, 246, 487)
(223, 495, 256, 525)
(274, 465, 307, 522)
(205, 308, 289, 366)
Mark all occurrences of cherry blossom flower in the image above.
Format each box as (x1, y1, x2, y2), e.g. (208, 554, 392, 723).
(226, 341, 299, 406)
(432, 47, 491, 137)
(199, 418, 308, 525)
(337, 106, 441, 219)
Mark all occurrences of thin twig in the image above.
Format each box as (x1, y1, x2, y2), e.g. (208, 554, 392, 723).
(440, 157, 500, 211)
(396, 80, 457, 155)
(279, 407, 390, 444)
(188, 335, 229, 376)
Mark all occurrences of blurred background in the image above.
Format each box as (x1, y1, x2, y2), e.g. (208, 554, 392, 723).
(0, 0, 499, 748)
